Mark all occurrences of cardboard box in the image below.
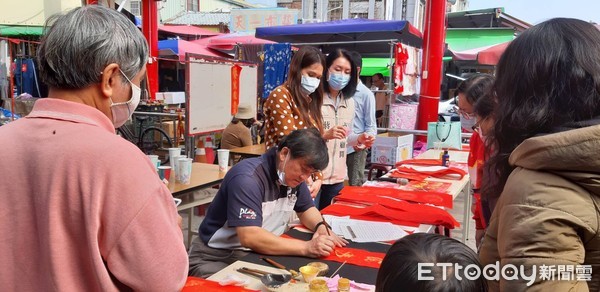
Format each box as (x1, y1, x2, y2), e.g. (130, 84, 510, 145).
(371, 134, 414, 165)
(162, 92, 185, 104)
(156, 120, 183, 141)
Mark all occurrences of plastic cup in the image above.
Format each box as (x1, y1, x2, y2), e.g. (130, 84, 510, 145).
(217, 149, 230, 172)
(168, 147, 181, 168)
(158, 166, 171, 180)
(178, 158, 193, 184)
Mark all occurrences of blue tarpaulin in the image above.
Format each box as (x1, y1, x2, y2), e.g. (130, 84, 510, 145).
(255, 18, 422, 57)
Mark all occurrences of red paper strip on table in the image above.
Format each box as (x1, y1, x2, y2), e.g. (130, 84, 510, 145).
(389, 166, 466, 181)
(279, 234, 387, 269)
(337, 186, 452, 208)
(402, 180, 452, 193)
(182, 276, 258, 292)
(323, 247, 387, 269)
(322, 203, 459, 229)
(395, 158, 443, 167)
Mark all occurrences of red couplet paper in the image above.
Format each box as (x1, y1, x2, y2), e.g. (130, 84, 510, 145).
(279, 234, 387, 269)
(231, 64, 242, 116)
(182, 276, 258, 292)
(389, 166, 466, 181)
(395, 158, 443, 167)
(322, 247, 387, 269)
(337, 186, 453, 208)
(322, 203, 459, 230)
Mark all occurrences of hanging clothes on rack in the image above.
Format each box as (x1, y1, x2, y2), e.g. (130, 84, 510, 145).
(14, 58, 44, 97)
(262, 43, 291, 99)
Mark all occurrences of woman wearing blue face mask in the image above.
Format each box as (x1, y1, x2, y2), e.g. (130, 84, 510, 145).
(264, 46, 327, 198)
(317, 49, 375, 210)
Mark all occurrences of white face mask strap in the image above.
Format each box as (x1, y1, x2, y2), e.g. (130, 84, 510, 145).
(282, 150, 290, 171)
(119, 68, 134, 84)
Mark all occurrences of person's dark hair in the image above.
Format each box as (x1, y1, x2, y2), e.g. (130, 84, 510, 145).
(376, 233, 487, 292)
(348, 50, 363, 68)
(323, 49, 358, 99)
(373, 73, 384, 80)
(473, 91, 495, 120)
(277, 128, 328, 171)
(285, 46, 326, 132)
(231, 117, 254, 127)
(484, 18, 600, 200)
(455, 74, 494, 106)
(38, 5, 148, 89)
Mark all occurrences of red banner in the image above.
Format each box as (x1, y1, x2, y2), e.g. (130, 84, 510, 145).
(231, 64, 242, 116)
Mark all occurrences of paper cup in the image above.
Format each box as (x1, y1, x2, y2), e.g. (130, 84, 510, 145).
(158, 166, 171, 180)
(147, 155, 160, 171)
(168, 148, 181, 168)
(217, 149, 230, 172)
(178, 158, 193, 184)
(172, 155, 182, 181)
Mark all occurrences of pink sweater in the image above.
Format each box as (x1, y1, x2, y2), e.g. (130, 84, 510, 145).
(0, 99, 188, 291)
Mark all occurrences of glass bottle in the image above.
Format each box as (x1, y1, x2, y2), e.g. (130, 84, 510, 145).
(309, 279, 329, 292)
(338, 277, 350, 292)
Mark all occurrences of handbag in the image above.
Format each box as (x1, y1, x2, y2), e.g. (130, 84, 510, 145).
(426, 122, 462, 150)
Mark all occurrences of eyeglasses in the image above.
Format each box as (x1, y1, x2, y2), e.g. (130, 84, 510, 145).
(452, 105, 474, 119)
(452, 95, 474, 119)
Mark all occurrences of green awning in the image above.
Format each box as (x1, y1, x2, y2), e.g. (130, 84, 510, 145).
(361, 58, 391, 77)
(0, 25, 44, 37)
(445, 28, 514, 51)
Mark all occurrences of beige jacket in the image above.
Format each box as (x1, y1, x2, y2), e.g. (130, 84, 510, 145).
(321, 93, 359, 184)
(480, 125, 600, 291)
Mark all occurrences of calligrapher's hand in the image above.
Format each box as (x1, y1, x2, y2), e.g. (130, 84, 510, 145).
(305, 235, 335, 258)
(313, 227, 348, 247)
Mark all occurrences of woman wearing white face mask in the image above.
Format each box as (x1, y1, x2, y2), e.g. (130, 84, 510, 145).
(317, 49, 375, 210)
(455, 73, 494, 248)
(264, 46, 327, 198)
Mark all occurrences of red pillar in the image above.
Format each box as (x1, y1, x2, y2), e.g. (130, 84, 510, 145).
(416, 0, 447, 135)
(142, 0, 159, 100)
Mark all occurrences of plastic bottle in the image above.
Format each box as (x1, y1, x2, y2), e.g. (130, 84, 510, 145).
(441, 150, 450, 167)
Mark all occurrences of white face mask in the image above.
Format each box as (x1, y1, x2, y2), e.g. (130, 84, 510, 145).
(277, 151, 290, 186)
(301, 75, 320, 94)
(110, 69, 141, 128)
(460, 115, 476, 133)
